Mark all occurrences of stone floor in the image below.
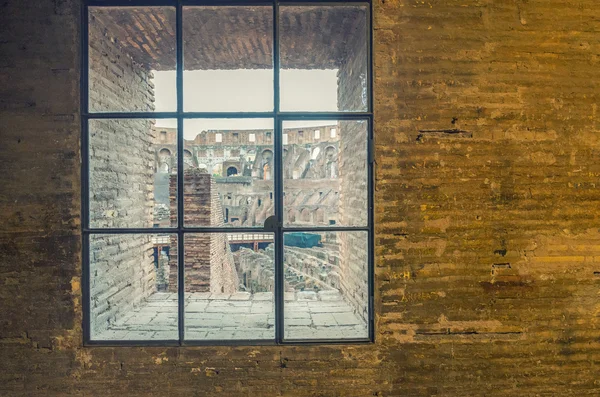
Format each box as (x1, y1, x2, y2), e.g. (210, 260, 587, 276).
(94, 290, 368, 341)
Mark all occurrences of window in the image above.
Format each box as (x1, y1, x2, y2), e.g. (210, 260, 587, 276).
(83, 0, 372, 346)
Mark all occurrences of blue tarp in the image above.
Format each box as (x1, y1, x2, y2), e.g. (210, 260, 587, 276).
(284, 233, 322, 249)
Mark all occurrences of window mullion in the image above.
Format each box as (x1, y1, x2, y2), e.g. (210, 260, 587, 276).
(273, 0, 284, 345)
(81, 2, 92, 346)
(176, 0, 185, 346)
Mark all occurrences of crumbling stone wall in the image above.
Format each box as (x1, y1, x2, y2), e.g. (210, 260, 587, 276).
(235, 247, 275, 293)
(284, 242, 340, 292)
(154, 130, 341, 227)
(87, 16, 157, 336)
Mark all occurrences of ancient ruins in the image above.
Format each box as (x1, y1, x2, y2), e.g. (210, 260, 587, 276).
(85, 6, 370, 340)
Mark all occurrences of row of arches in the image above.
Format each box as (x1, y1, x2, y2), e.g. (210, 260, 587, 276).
(157, 146, 337, 178)
(287, 208, 326, 224)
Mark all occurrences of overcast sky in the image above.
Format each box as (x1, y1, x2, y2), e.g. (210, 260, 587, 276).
(154, 69, 338, 139)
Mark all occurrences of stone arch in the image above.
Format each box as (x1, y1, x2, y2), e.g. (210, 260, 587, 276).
(325, 145, 336, 160)
(288, 209, 296, 223)
(262, 149, 273, 161)
(263, 163, 271, 180)
(226, 166, 238, 176)
(158, 148, 172, 173)
(301, 208, 311, 223)
(316, 208, 325, 224)
(183, 149, 194, 169)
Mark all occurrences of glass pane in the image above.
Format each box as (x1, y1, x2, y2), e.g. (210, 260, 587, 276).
(182, 119, 274, 227)
(283, 231, 368, 340)
(280, 5, 368, 112)
(283, 120, 368, 227)
(184, 233, 275, 341)
(89, 119, 178, 229)
(89, 7, 176, 112)
(183, 6, 273, 112)
(90, 233, 178, 341)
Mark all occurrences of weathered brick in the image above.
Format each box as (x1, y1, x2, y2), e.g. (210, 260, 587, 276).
(3, 0, 600, 395)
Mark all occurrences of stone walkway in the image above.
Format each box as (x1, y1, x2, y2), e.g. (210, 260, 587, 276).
(95, 291, 368, 341)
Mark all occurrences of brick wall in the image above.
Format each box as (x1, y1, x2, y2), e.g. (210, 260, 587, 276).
(337, 7, 370, 322)
(168, 170, 237, 293)
(87, 15, 157, 336)
(4, 0, 600, 395)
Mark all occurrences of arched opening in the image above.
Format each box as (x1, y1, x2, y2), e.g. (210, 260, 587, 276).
(262, 149, 273, 161)
(261, 149, 273, 180)
(183, 150, 194, 169)
(316, 208, 325, 224)
(226, 166, 238, 176)
(325, 146, 336, 160)
(301, 208, 311, 223)
(158, 148, 172, 173)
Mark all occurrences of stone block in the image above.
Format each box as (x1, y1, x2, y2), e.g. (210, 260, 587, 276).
(317, 290, 342, 301)
(310, 313, 337, 327)
(297, 291, 318, 301)
(229, 292, 251, 300)
(332, 312, 362, 326)
(252, 292, 273, 301)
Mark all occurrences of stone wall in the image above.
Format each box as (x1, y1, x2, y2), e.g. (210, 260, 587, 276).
(235, 247, 275, 293)
(87, 15, 157, 336)
(336, 7, 370, 322)
(156, 126, 340, 146)
(6, 0, 600, 395)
